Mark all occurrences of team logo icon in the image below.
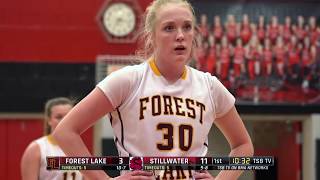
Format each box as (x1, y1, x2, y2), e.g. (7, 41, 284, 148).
(129, 157, 143, 170)
(46, 157, 60, 170)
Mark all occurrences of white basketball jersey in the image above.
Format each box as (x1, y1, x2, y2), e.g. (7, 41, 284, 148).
(97, 58, 235, 158)
(35, 135, 83, 180)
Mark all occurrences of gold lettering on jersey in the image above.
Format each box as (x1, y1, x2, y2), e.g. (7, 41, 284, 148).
(139, 97, 149, 120)
(139, 95, 205, 124)
(152, 95, 161, 116)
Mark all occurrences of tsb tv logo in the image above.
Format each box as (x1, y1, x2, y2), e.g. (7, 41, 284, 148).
(129, 157, 143, 170)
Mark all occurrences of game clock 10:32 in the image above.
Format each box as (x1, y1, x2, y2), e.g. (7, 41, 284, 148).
(230, 157, 274, 165)
(230, 157, 251, 165)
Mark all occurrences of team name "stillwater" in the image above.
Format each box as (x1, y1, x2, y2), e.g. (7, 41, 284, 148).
(149, 157, 189, 164)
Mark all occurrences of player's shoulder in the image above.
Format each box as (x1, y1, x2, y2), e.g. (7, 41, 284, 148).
(187, 66, 217, 80)
(34, 136, 48, 145)
(22, 138, 42, 162)
(187, 66, 222, 91)
(110, 62, 147, 79)
(116, 62, 146, 73)
(27, 140, 41, 152)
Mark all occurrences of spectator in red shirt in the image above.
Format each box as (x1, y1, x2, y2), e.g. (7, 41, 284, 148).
(213, 15, 224, 44)
(225, 14, 238, 45)
(257, 16, 265, 44)
(207, 34, 218, 75)
(295, 15, 307, 43)
(199, 14, 209, 40)
(283, 16, 293, 44)
(262, 38, 273, 77)
(240, 14, 252, 45)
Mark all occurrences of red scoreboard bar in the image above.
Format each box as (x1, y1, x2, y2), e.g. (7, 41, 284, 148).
(46, 156, 274, 171)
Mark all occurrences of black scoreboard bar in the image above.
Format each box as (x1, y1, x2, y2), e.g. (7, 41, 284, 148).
(47, 156, 274, 171)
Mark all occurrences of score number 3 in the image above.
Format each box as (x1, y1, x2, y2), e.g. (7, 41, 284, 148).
(157, 123, 193, 151)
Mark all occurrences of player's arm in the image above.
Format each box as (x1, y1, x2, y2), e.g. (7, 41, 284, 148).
(52, 87, 113, 179)
(214, 106, 254, 180)
(21, 141, 41, 180)
(53, 87, 154, 180)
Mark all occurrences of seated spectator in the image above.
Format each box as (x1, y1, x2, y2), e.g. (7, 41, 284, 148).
(213, 15, 224, 43)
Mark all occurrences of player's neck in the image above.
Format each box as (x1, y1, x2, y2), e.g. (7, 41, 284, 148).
(154, 58, 185, 83)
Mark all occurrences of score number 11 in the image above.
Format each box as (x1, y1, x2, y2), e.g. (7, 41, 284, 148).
(200, 157, 208, 164)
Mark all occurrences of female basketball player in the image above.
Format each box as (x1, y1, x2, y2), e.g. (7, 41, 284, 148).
(52, 0, 254, 179)
(21, 97, 83, 180)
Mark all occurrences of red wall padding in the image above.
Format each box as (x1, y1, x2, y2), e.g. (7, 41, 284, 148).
(0, 0, 152, 63)
(7, 120, 43, 180)
(255, 122, 302, 180)
(0, 121, 8, 180)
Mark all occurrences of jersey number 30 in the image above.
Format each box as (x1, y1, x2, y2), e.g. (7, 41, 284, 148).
(157, 123, 193, 151)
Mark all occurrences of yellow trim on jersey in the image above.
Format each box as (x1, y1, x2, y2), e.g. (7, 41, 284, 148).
(149, 58, 187, 80)
(47, 135, 58, 145)
(149, 59, 161, 76)
(181, 68, 187, 80)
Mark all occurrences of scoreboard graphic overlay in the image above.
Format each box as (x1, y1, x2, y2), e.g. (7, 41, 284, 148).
(47, 156, 274, 171)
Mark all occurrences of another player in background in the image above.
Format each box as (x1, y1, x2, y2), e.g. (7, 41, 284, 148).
(53, 0, 254, 179)
(21, 97, 83, 180)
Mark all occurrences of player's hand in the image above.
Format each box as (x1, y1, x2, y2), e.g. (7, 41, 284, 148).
(193, 170, 215, 180)
(112, 170, 154, 180)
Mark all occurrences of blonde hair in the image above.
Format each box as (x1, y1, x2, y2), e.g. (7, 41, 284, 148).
(136, 0, 197, 59)
(44, 97, 74, 135)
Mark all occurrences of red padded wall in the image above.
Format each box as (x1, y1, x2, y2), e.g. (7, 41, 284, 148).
(0, 121, 8, 180)
(7, 119, 43, 180)
(255, 122, 302, 180)
(0, 0, 152, 63)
